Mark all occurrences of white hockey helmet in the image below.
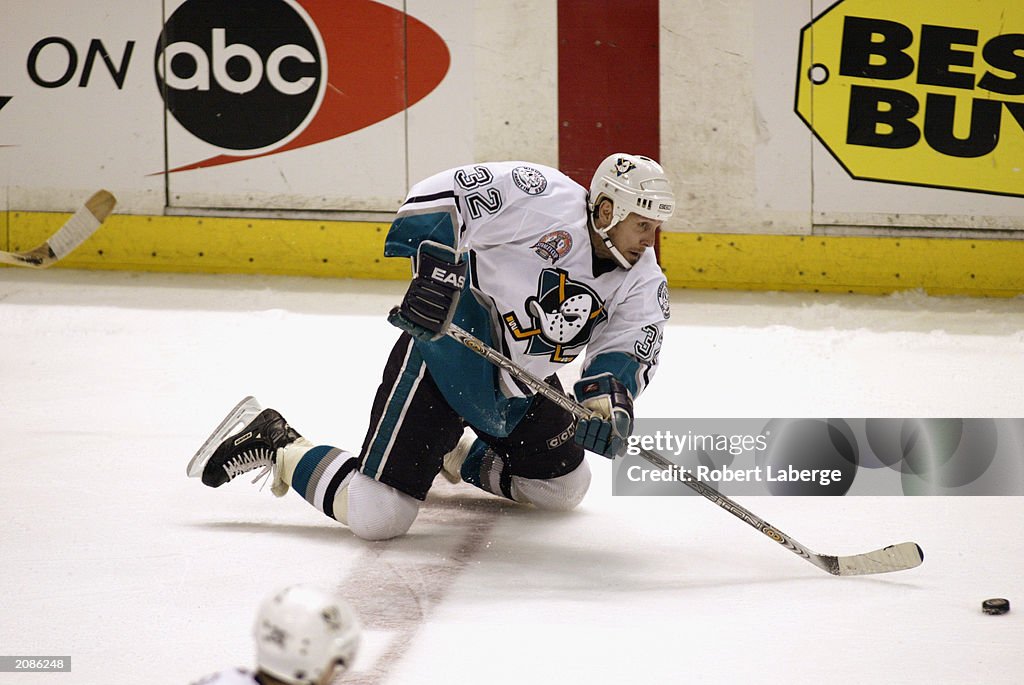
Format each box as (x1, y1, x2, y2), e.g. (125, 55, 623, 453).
(588, 153, 675, 268)
(254, 584, 362, 685)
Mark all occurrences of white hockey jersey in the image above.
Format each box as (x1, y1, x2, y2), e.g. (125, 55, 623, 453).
(386, 161, 669, 436)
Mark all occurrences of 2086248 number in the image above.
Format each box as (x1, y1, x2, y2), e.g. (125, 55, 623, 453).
(0, 656, 70, 672)
(18, 659, 63, 670)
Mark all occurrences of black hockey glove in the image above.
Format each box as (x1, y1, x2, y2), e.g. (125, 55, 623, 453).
(573, 373, 634, 458)
(388, 241, 467, 342)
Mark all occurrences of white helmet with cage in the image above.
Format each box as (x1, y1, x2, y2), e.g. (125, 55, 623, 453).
(588, 153, 675, 268)
(254, 584, 362, 685)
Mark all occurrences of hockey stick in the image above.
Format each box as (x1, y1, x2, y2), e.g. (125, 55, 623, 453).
(0, 189, 116, 268)
(442, 321, 924, 576)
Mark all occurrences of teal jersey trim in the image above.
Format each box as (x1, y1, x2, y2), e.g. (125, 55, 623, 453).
(581, 352, 645, 399)
(384, 211, 457, 258)
(415, 295, 532, 437)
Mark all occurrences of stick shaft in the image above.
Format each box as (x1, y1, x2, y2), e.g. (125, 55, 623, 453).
(445, 323, 901, 576)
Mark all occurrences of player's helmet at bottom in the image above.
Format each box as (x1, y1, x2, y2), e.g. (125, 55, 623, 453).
(588, 153, 676, 268)
(254, 584, 362, 685)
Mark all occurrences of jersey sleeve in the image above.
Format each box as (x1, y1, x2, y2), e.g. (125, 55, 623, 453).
(580, 272, 669, 400)
(384, 167, 464, 258)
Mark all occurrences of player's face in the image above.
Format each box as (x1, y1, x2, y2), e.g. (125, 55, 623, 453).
(607, 213, 662, 264)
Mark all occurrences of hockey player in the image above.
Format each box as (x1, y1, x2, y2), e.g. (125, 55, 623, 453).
(188, 153, 675, 540)
(191, 584, 361, 685)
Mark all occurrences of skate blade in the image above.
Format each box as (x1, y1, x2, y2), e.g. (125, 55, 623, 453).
(186, 396, 263, 478)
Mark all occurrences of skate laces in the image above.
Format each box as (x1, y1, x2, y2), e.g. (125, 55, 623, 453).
(223, 447, 274, 481)
(250, 451, 289, 497)
(250, 459, 276, 491)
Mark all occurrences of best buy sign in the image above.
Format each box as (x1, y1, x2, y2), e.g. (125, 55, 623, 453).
(796, 0, 1024, 197)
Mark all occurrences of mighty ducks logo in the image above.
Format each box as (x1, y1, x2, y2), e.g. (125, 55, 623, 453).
(503, 269, 607, 363)
(614, 158, 637, 176)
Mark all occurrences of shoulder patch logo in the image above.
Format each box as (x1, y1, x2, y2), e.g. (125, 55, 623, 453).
(531, 230, 573, 264)
(511, 166, 548, 195)
(502, 268, 607, 363)
(657, 280, 670, 319)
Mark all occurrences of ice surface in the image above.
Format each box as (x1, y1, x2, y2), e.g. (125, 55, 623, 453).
(1, 269, 1022, 684)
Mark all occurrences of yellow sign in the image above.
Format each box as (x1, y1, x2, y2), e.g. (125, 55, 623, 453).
(796, 0, 1024, 197)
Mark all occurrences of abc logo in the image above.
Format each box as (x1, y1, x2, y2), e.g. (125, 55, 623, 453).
(154, 0, 324, 151)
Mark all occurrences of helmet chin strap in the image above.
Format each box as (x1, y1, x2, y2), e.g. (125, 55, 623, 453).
(589, 213, 633, 270)
(603, 234, 633, 269)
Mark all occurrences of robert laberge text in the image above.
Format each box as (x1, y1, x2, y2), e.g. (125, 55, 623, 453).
(626, 464, 843, 486)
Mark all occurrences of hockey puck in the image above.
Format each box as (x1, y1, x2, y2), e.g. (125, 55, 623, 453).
(982, 598, 1010, 615)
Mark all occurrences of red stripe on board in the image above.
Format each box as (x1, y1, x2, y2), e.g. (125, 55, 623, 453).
(557, 0, 660, 187)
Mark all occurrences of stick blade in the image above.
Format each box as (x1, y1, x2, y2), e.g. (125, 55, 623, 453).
(84, 189, 116, 222)
(43, 189, 117, 262)
(830, 542, 924, 576)
(0, 189, 117, 268)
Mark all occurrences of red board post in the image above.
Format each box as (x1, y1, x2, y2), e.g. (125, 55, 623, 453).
(557, 0, 662, 258)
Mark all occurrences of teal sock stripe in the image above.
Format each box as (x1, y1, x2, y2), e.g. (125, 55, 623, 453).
(459, 439, 491, 489)
(292, 445, 335, 498)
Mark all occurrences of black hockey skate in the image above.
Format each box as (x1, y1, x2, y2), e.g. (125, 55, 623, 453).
(187, 396, 301, 489)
